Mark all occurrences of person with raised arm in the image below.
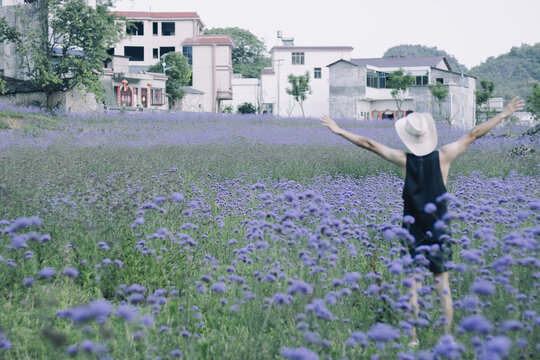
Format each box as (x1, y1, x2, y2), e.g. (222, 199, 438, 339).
(320, 97, 525, 346)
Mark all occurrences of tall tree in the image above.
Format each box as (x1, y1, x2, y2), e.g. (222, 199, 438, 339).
(428, 82, 449, 123)
(147, 52, 191, 108)
(286, 71, 312, 117)
(387, 69, 415, 115)
(475, 80, 495, 124)
(527, 82, 540, 122)
(17, 0, 124, 106)
(204, 27, 271, 78)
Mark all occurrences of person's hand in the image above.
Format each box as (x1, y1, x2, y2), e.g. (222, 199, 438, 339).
(320, 115, 341, 134)
(501, 97, 525, 117)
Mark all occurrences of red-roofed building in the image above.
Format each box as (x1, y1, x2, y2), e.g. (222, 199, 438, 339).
(109, 11, 234, 112)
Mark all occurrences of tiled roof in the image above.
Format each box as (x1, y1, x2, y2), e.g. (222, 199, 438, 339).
(182, 35, 234, 47)
(260, 68, 275, 75)
(180, 86, 204, 95)
(111, 11, 200, 20)
(339, 56, 450, 70)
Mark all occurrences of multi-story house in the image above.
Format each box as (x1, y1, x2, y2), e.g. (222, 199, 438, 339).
(110, 11, 204, 72)
(328, 56, 476, 128)
(180, 35, 234, 113)
(259, 37, 353, 117)
(110, 11, 234, 113)
(0, 2, 169, 110)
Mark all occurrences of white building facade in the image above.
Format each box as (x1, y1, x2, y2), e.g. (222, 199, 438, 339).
(260, 45, 353, 117)
(180, 35, 234, 113)
(328, 56, 476, 128)
(110, 11, 204, 72)
(221, 74, 259, 112)
(111, 11, 234, 113)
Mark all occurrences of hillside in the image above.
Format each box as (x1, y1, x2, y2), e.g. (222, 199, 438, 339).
(383, 44, 467, 73)
(468, 43, 540, 101)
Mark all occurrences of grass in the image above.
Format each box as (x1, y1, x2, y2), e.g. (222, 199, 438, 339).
(0, 108, 539, 359)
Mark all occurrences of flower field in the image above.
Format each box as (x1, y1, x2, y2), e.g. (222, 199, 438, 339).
(0, 103, 539, 359)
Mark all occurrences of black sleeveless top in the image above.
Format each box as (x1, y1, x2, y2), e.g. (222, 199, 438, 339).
(402, 151, 448, 247)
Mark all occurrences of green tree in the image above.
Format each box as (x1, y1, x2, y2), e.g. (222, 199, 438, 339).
(204, 27, 271, 78)
(237, 102, 257, 114)
(286, 72, 312, 117)
(147, 52, 191, 108)
(387, 69, 415, 115)
(527, 82, 540, 122)
(428, 82, 449, 123)
(17, 0, 124, 106)
(468, 43, 540, 102)
(475, 80, 495, 124)
(0, 18, 20, 44)
(0, 18, 21, 94)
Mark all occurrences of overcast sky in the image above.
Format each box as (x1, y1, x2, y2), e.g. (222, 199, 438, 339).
(111, 0, 540, 69)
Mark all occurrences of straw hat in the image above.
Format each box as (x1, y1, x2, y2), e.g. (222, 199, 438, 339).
(395, 112, 437, 156)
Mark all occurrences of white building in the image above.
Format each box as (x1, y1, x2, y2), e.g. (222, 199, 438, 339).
(111, 11, 234, 113)
(179, 35, 234, 113)
(259, 39, 353, 117)
(221, 74, 259, 112)
(110, 11, 204, 72)
(328, 56, 476, 128)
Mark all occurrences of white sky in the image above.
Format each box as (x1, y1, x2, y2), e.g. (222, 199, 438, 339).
(111, 0, 540, 69)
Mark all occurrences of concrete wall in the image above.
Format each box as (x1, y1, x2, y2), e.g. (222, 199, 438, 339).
(259, 72, 276, 112)
(0, 3, 42, 80)
(0, 91, 46, 106)
(0, 88, 101, 111)
(175, 93, 203, 112)
(328, 61, 364, 119)
(192, 46, 214, 112)
(50, 87, 102, 112)
(222, 77, 259, 112)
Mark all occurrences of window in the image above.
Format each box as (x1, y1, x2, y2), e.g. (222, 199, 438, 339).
(153, 22, 158, 35)
(160, 47, 175, 58)
(127, 21, 144, 36)
(436, 78, 444, 84)
(314, 67, 321, 79)
(366, 70, 389, 88)
(124, 46, 144, 61)
(162, 22, 175, 36)
(107, 48, 115, 56)
(153, 48, 158, 59)
(292, 52, 304, 65)
(415, 75, 429, 86)
(151, 88, 165, 105)
(182, 46, 193, 66)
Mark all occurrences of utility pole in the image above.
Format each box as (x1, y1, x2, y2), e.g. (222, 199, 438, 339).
(461, 65, 465, 130)
(161, 53, 175, 74)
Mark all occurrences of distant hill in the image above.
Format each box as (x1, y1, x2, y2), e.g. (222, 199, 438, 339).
(467, 43, 540, 102)
(383, 44, 467, 73)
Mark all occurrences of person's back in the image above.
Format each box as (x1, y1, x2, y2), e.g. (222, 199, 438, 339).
(402, 150, 451, 274)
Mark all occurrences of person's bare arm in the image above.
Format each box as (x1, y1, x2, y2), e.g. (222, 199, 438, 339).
(321, 115, 406, 169)
(440, 97, 525, 165)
